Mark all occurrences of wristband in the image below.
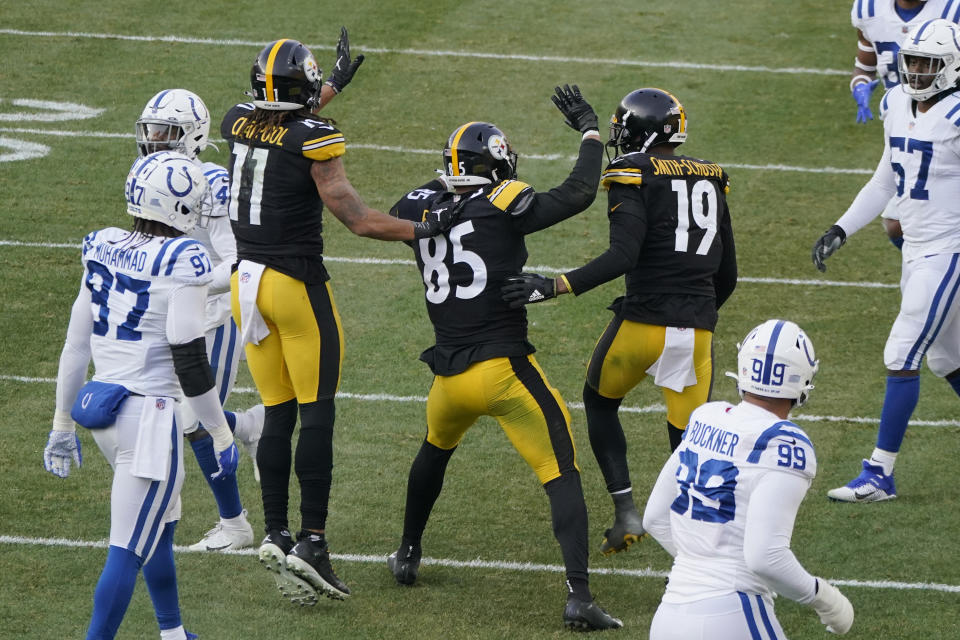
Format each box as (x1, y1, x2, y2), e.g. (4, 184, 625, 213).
(53, 408, 76, 432)
(559, 273, 574, 295)
(850, 74, 873, 92)
(581, 129, 600, 141)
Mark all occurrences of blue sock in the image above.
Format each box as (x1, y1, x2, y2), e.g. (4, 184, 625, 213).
(86, 545, 142, 640)
(876, 375, 920, 453)
(948, 373, 960, 397)
(889, 236, 904, 250)
(190, 427, 243, 519)
(143, 521, 182, 631)
(224, 410, 237, 433)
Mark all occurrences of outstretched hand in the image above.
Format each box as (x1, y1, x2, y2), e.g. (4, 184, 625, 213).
(326, 26, 365, 93)
(852, 79, 878, 124)
(551, 84, 599, 134)
(502, 273, 556, 308)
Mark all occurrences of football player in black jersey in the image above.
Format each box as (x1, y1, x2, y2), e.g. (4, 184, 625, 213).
(222, 34, 452, 605)
(386, 85, 623, 631)
(503, 88, 738, 557)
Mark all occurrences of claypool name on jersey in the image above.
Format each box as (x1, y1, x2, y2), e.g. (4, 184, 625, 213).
(684, 418, 740, 457)
(648, 156, 724, 179)
(226, 115, 290, 146)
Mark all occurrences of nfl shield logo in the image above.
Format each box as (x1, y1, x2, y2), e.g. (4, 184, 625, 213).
(156, 398, 166, 410)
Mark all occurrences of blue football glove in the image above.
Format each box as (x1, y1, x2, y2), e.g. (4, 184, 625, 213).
(852, 80, 879, 124)
(44, 430, 82, 478)
(210, 442, 239, 481)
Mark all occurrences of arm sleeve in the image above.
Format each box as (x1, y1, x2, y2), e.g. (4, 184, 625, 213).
(835, 145, 896, 237)
(742, 471, 818, 604)
(715, 203, 738, 308)
(642, 451, 680, 557)
(205, 215, 237, 295)
(513, 138, 603, 234)
(561, 183, 646, 295)
(54, 284, 94, 418)
(166, 284, 232, 451)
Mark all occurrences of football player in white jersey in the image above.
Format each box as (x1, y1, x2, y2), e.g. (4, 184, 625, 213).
(42, 151, 240, 640)
(849, 0, 960, 122)
(136, 88, 264, 551)
(814, 18, 960, 502)
(643, 319, 854, 639)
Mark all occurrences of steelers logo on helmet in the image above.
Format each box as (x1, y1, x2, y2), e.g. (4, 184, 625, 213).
(303, 54, 321, 84)
(487, 134, 510, 160)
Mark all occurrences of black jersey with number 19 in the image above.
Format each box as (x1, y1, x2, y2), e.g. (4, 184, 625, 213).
(221, 102, 346, 284)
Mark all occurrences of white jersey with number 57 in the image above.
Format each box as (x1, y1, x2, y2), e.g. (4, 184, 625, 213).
(81, 227, 214, 397)
(852, 0, 960, 89)
(652, 400, 817, 603)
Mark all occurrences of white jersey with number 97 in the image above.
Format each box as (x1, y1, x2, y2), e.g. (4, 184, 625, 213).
(81, 227, 214, 397)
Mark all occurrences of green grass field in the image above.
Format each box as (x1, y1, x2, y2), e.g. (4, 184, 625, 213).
(1, 1, 959, 638)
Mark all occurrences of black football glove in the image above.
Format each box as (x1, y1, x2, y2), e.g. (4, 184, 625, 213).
(812, 224, 847, 272)
(502, 273, 556, 308)
(325, 26, 365, 93)
(412, 198, 464, 239)
(551, 84, 599, 134)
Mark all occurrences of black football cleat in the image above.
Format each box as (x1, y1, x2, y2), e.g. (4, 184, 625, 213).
(600, 506, 646, 556)
(285, 533, 351, 600)
(387, 542, 422, 585)
(258, 529, 318, 606)
(563, 597, 623, 632)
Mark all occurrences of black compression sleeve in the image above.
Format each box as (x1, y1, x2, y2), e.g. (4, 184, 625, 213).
(170, 337, 216, 397)
(714, 206, 738, 308)
(562, 185, 646, 295)
(514, 138, 603, 234)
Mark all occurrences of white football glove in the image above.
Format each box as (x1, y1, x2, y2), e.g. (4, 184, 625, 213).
(44, 430, 82, 478)
(811, 577, 854, 634)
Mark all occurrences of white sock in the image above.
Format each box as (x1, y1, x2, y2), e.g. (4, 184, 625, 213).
(869, 448, 897, 476)
(160, 626, 186, 640)
(223, 510, 248, 528)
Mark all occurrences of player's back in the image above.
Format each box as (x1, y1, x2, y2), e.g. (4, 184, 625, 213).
(662, 400, 817, 604)
(81, 227, 213, 397)
(852, 0, 960, 89)
(221, 103, 345, 284)
(390, 181, 534, 374)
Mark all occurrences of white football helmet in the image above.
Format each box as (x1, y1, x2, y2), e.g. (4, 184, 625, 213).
(898, 19, 960, 101)
(733, 319, 819, 407)
(125, 151, 211, 233)
(136, 89, 211, 159)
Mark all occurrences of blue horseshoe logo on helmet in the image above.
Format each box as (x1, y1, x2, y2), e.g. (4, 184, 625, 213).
(166, 165, 194, 197)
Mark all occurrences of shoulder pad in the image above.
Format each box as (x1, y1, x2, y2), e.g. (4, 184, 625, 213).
(290, 119, 346, 162)
(601, 153, 645, 189)
(942, 92, 960, 127)
(150, 237, 214, 285)
(201, 162, 231, 216)
(487, 180, 535, 215)
(391, 187, 444, 223)
(746, 420, 817, 479)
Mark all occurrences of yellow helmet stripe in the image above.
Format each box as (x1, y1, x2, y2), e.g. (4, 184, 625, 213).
(449, 122, 479, 176)
(265, 39, 289, 102)
(660, 87, 686, 133)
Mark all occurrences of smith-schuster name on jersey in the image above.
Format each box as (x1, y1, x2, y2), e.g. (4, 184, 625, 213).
(81, 227, 214, 398)
(601, 151, 733, 330)
(221, 103, 346, 284)
(390, 179, 539, 376)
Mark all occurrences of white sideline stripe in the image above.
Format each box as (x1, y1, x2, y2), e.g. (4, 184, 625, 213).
(5, 375, 957, 427)
(0, 240, 900, 290)
(0, 29, 849, 77)
(0, 534, 957, 593)
(0, 126, 876, 176)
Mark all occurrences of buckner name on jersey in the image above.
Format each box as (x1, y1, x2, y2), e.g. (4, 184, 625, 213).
(684, 418, 740, 457)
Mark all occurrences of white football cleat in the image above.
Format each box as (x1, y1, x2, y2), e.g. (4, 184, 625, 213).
(188, 510, 255, 551)
(827, 459, 897, 503)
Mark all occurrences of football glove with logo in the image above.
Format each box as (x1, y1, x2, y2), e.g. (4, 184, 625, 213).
(852, 79, 878, 124)
(210, 442, 239, 481)
(44, 429, 82, 478)
(502, 273, 556, 308)
(812, 225, 846, 272)
(552, 84, 598, 134)
(325, 27, 365, 93)
(413, 197, 464, 239)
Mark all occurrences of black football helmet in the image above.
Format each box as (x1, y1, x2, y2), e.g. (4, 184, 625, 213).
(442, 121, 518, 186)
(249, 39, 323, 110)
(607, 88, 687, 155)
